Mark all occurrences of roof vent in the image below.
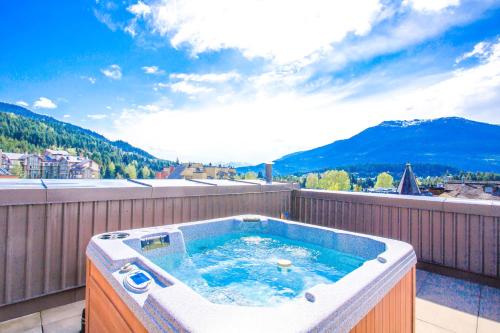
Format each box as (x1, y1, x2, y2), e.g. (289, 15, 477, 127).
(265, 162, 273, 184)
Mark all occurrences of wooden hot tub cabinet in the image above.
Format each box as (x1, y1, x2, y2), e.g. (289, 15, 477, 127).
(350, 266, 415, 333)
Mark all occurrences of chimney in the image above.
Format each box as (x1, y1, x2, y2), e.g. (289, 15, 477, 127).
(265, 162, 273, 184)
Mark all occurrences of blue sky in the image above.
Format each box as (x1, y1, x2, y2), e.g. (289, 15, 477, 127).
(1, 0, 499, 164)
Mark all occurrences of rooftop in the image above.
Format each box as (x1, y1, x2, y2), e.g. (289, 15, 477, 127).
(441, 182, 500, 201)
(1, 152, 25, 160)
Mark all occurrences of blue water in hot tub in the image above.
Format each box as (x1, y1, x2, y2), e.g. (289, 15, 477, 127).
(148, 232, 366, 307)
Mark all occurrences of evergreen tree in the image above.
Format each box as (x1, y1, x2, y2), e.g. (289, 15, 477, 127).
(105, 161, 116, 178)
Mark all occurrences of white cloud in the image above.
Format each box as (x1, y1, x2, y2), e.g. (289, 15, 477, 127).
(112, 0, 494, 73)
(124, 24, 137, 37)
(155, 82, 169, 89)
(404, 0, 460, 12)
(87, 114, 108, 120)
(248, 68, 311, 89)
(160, 71, 240, 95)
(15, 100, 29, 107)
(137, 104, 161, 112)
(93, 8, 119, 31)
(134, 0, 383, 65)
(170, 72, 240, 83)
(106, 39, 500, 163)
(81, 76, 97, 84)
(33, 97, 57, 109)
(142, 66, 165, 75)
(314, 3, 496, 73)
(101, 64, 122, 80)
(63, 114, 71, 118)
(125, 1, 151, 37)
(456, 40, 496, 63)
(169, 81, 213, 95)
(128, 1, 151, 17)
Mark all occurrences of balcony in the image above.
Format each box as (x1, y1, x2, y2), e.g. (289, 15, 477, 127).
(0, 179, 498, 332)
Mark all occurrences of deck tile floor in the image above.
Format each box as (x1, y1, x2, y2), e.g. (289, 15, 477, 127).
(0, 271, 498, 333)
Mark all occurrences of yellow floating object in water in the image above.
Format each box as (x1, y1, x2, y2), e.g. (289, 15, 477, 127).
(277, 259, 292, 268)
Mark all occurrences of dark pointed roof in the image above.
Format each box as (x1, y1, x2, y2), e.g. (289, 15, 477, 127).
(397, 163, 421, 195)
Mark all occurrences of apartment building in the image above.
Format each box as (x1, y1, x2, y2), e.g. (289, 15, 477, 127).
(0, 149, 100, 179)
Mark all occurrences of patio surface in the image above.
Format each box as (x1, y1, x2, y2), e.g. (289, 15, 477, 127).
(0, 270, 499, 333)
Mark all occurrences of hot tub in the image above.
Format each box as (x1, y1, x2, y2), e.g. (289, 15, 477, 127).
(85, 215, 416, 333)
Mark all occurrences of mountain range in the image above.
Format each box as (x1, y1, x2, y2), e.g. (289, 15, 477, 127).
(238, 117, 500, 175)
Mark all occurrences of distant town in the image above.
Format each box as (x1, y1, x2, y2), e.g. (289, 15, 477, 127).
(154, 163, 237, 180)
(272, 163, 500, 201)
(0, 148, 238, 181)
(1, 150, 498, 202)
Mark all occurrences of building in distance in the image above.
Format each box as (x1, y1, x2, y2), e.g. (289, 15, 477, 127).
(158, 163, 236, 180)
(0, 149, 100, 179)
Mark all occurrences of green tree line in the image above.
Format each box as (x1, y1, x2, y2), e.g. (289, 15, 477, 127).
(301, 170, 396, 191)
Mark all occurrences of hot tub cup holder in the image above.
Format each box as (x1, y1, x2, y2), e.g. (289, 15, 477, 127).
(99, 232, 130, 240)
(120, 263, 134, 273)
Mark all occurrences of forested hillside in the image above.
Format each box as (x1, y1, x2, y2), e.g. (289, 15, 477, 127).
(0, 102, 173, 178)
